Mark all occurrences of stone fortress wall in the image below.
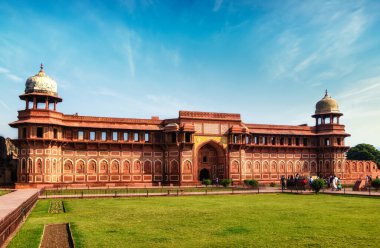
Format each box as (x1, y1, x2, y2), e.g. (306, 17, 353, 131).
(10, 66, 380, 188)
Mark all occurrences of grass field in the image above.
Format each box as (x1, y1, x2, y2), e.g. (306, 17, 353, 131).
(0, 189, 11, 196)
(8, 194, 380, 248)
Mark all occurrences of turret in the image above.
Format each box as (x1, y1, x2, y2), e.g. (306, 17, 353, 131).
(20, 64, 62, 111)
(312, 90, 342, 126)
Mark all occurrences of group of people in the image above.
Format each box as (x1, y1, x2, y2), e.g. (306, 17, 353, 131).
(280, 174, 343, 191)
(325, 175, 342, 191)
(280, 174, 308, 190)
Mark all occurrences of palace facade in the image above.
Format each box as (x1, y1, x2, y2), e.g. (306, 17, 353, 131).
(10, 65, 380, 188)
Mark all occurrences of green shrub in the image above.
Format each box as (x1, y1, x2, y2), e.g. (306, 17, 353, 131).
(202, 179, 212, 186)
(49, 200, 65, 214)
(371, 178, 380, 189)
(311, 178, 326, 193)
(269, 182, 276, 187)
(220, 179, 232, 187)
(244, 179, 258, 188)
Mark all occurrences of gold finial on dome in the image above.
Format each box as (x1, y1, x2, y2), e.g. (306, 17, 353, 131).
(37, 63, 45, 76)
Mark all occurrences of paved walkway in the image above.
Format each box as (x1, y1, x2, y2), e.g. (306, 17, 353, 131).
(319, 188, 380, 196)
(0, 189, 40, 221)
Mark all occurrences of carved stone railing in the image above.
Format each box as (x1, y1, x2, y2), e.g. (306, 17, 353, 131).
(179, 111, 241, 121)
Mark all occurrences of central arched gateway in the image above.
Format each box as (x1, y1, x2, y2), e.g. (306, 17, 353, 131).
(196, 141, 226, 181)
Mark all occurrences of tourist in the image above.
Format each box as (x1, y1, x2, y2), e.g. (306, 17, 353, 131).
(337, 178, 342, 191)
(290, 175, 294, 189)
(329, 175, 334, 189)
(302, 177, 307, 190)
(326, 176, 331, 188)
(332, 175, 338, 191)
(308, 177, 313, 191)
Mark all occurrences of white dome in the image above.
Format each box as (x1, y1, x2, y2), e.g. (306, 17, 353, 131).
(25, 64, 57, 95)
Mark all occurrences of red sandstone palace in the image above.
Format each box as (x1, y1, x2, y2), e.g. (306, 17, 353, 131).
(10, 65, 380, 188)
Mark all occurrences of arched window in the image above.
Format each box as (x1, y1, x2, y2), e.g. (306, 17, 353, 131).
(154, 160, 162, 174)
(170, 160, 179, 174)
(122, 160, 130, 174)
(36, 158, 42, 173)
(21, 159, 26, 173)
(144, 161, 152, 174)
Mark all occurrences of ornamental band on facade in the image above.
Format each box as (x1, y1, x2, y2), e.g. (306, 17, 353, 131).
(9, 65, 380, 188)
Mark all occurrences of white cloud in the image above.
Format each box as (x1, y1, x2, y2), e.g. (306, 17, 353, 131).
(90, 88, 121, 97)
(337, 76, 380, 100)
(266, 2, 371, 84)
(0, 66, 22, 83)
(125, 41, 135, 78)
(336, 75, 380, 146)
(293, 52, 318, 73)
(213, 0, 223, 12)
(0, 99, 10, 110)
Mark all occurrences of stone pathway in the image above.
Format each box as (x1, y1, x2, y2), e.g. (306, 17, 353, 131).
(0, 189, 40, 221)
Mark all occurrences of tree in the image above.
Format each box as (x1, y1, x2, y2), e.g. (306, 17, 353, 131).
(347, 144, 380, 169)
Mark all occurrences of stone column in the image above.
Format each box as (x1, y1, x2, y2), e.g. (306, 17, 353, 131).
(33, 97, 37, 109)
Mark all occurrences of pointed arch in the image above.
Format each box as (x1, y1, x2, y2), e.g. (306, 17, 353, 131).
(231, 160, 240, 173)
(287, 161, 293, 173)
(52, 158, 57, 174)
(245, 160, 253, 173)
(303, 161, 309, 172)
(270, 160, 277, 173)
(132, 159, 142, 174)
(295, 160, 301, 172)
(253, 160, 261, 173)
(63, 159, 73, 174)
(310, 161, 317, 173)
(21, 158, 26, 174)
(122, 159, 131, 174)
(99, 159, 109, 174)
(170, 159, 179, 174)
(262, 160, 269, 173)
(143, 159, 152, 174)
(110, 159, 120, 174)
(76, 159, 86, 174)
(28, 158, 33, 174)
(45, 158, 51, 174)
(154, 160, 162, 174)
(182, 159, 192, 174)
(279, 160, 286, 173)
(87, 159, 97, 174)
(35, 157, 43, 174)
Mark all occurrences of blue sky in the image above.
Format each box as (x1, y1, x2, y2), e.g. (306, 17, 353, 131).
(0, 0, 380, 147)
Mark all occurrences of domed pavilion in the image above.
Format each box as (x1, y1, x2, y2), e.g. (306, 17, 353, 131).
(20, 64, 62, 111)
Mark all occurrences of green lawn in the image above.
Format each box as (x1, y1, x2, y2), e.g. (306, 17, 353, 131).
(0, 189, 11, 196)
(8, 194, 380, 248)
